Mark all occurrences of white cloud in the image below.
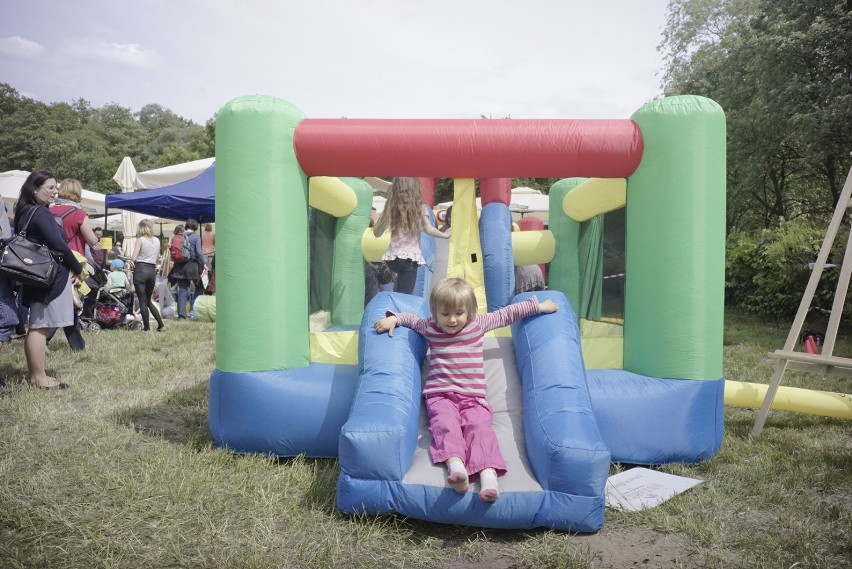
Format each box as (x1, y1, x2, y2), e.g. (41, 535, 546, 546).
(0, 36, 45, 57)
(62, 38, 161, 69)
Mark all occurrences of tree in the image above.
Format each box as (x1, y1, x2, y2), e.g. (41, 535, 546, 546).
(0, 83, 215, 194)
(660, 0, 852, 231)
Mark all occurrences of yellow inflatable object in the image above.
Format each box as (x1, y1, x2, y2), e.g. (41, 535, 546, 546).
(447, 178, 486, 312)
(361, 229, 390, 262)
(309, 176, 357, 217)
(725, 380, 852, 419)
(579, 319, 625, 370)
(73, 251, 91, 296)
(511, 230, 555, 266)
(310, 331, 359, 365)
(563, 178, 627, 221)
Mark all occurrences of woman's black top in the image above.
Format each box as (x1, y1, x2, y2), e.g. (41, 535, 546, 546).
(14, 204, 84, 306)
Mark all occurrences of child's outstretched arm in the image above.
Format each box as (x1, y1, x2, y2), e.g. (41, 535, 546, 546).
(373, 311, 430, 337)
(374, 314, 398, 337)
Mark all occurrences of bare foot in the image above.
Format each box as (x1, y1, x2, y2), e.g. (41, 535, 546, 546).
(29, 375, 66, 390)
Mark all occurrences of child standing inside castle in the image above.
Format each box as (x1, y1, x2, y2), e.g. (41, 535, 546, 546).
(373, 277, 559, 501)
(372, 177, 449, 295)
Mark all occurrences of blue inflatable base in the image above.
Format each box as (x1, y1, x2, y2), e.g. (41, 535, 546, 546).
(207, 290, 724, 531)
(209, 364, 359, 457)
(337, 474, 606, 532)
(587, 371, 725, 465)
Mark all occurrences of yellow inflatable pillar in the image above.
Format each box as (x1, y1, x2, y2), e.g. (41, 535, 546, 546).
(725, 380, 852, 420)
(447, 178, 486, 312)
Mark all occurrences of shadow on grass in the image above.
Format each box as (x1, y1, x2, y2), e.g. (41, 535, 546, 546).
(113, 379, 213, 451)
(109, 379, 568, 548)
(725, 407, 849, 440)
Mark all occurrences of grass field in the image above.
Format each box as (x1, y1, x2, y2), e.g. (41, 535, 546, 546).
(0, 311, 849, 568)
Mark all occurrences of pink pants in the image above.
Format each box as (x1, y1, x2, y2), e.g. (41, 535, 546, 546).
(425, 392, 507, 477)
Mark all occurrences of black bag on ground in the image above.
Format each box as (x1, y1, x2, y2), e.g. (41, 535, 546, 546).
(0, 208, 60, 289)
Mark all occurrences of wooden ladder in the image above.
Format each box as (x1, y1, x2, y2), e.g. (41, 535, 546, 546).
(751, 165, 852, 436)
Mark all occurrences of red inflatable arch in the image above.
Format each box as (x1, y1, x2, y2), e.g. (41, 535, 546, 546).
(294, 119, 644, 179)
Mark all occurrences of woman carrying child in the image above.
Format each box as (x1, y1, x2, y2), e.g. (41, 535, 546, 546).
(372, 177, 448, 295)
(374, 277, 558, 501)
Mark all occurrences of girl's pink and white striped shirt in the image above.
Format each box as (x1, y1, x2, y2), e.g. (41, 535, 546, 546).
(393, 297, 540, 399)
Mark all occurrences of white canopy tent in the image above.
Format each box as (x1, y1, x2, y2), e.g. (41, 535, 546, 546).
(0, 169, 106, 215)
(88, 213, 181, 238)
(124, 157, 214, 190)
(436, 186, 551, 224)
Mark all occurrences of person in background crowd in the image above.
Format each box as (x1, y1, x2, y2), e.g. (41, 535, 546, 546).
(0, 203, 20, 388)
(440, 205, 452, 233)
(88, 226, 107, 269)
(372, 177, 448, 294)
(129, 219, 165, 332)
(15, 170, 83, 389)
(201, 223, 215, 268)
(48, 178, 100, 352)
(168, 219, 207, 319)
(201, 223, 215, 295)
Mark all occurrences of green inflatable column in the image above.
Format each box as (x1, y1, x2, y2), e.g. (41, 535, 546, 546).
(578, 215, 603, 321)
(310, 210, 335, 314)
(216, 95, 309, 371)
(331, 177, 373, 326)
(547, 178, 585, 317)
(625, 96, 726, 379)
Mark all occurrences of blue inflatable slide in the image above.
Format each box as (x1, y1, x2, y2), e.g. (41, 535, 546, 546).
(337, 290, 611, 532)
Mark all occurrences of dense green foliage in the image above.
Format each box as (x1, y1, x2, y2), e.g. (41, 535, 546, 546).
(661, 0, 852, 318)
(660, 0, 852, 232)
(0, 83, 214, 194)
(726, 221, 849, 318)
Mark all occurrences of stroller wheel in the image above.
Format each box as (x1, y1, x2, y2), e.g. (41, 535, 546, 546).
(88, 322, 101, 334)
(128, 321, 144, 331)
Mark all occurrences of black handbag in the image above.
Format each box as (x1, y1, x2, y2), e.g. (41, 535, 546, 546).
(0, 207, 60, 289)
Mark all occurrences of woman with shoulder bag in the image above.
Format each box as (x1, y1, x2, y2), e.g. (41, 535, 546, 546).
(14, 171, 83, 389)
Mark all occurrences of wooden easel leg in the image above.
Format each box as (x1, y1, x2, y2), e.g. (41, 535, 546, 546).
(751, 360, 789, 437)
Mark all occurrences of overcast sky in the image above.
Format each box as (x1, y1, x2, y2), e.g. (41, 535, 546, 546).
(1, 1, 671, 125)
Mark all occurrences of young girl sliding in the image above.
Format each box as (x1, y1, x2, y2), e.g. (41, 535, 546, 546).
(372, 177, 448, 295)
(373, 277, 558, 501)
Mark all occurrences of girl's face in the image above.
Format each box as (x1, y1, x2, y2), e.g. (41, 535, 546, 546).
(34, 178, 58, 206)
(435, 302, 469, 335)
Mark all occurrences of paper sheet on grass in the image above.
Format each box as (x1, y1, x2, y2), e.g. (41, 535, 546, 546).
(605, 467, 702, 511)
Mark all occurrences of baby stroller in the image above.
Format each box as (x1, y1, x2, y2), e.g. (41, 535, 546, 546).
(79, 261, 142, 333)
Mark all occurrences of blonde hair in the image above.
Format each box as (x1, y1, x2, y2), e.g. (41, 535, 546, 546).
(429, 278, 477, 320)
(159, 241, 173, 277)
(58, 178, 82, 202)
(373, 177, 424, 238)
(136, 218, 154, 238)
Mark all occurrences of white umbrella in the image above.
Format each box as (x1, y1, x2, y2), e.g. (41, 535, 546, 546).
(112, 157, 139, 256)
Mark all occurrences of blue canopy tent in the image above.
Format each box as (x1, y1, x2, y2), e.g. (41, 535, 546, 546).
(106, 163, 215, 223)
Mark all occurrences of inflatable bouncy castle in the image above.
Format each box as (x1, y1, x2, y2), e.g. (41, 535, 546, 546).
(208, 95, 726, 531)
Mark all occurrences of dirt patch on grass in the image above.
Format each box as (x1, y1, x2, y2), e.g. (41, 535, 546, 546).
(579, 527, 710, 568)
(431, 526, 716, 569)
